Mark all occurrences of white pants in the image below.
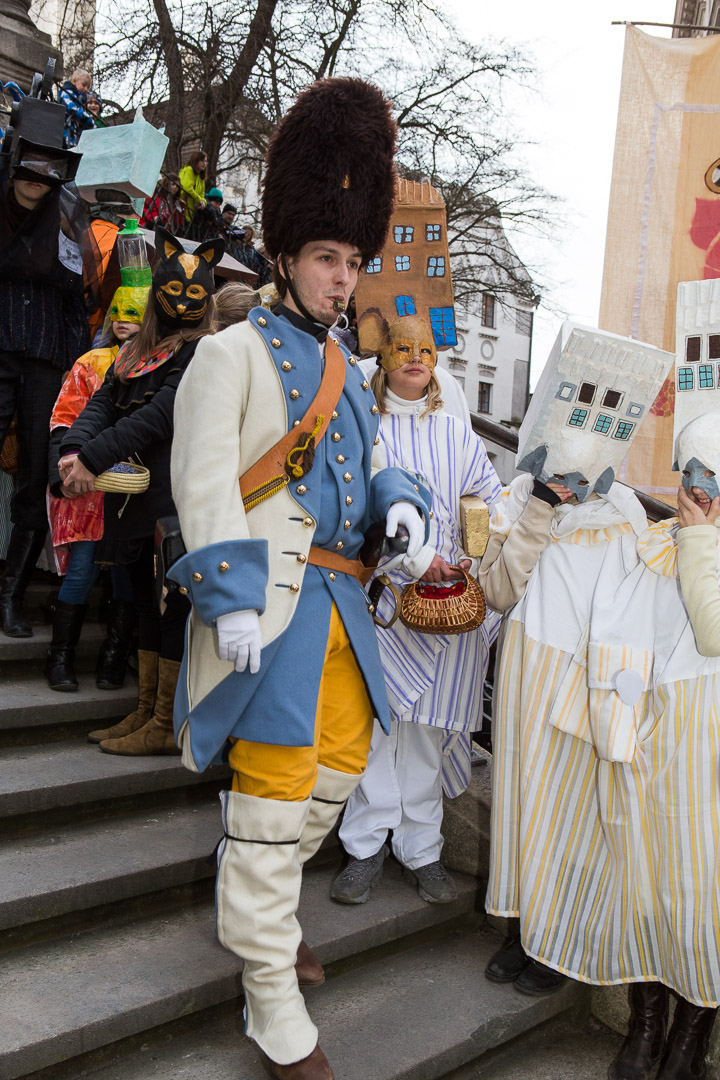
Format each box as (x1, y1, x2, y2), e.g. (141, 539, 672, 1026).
(338, 719, 445, 870)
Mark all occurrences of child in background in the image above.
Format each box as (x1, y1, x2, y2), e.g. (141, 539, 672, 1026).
(45, 285, 148, 692)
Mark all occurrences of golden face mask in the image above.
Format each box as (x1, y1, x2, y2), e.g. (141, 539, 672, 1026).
(378, 315, 437, 372)
(108, 286, 149, 325)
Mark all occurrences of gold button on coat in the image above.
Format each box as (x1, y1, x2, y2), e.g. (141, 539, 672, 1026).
(192, 572, 203, 582)
(293, 419, 300, 427)
(296, 484, 307, 495)
(348, 357, 356, 365)
(289, 583, 300, 593)
(257, 316, 267, 327)
(344, 519, 351, 530)
(374, 437, 380, 445)
(328, 572, 336, 581)
(290, 389, 300, 400)
(296, 553, 307, 563)
(343, 472, 352, 482)
(179, 586, 189, 595)
(335, 540, 344, 550)
(371, 404, 379, 414)
(331, 411, 338, 420)
(361, 380, 369, 390)
(303, 516, 314, 527)
(271, 337, 282, 348)
(346, 495, 353, 506)
(281, 361, 292, 371)
(332, 432, 341, 442)
(219, 561, 230, 572)
(368, 604, 376, 614)
(336, 454, 345, 463)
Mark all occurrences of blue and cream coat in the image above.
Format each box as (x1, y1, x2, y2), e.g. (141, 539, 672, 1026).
(170, 308, 430, 773)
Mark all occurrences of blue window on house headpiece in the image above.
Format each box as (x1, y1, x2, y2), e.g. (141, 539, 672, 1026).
(427, 256, 446, 277)
(594, 414, 613, 435)
(395, 255, 411, 272)
(396, 295, 416, 316)
(426, 224, 441, 241)
(613, 420, 635, 441)
(677, 367, 694, 391)
(568, 408, 588, 428)
(394, 226, 414, 243)
(699, 364, 714, 388)
(366, 257, 382, 274)
(429, 306, 458, 347)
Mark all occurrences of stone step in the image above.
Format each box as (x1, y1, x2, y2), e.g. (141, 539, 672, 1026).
(57, 923, 587, 1080)
(0, 739, 227, 820)
(0, 673, 137, 734)
(0, 800, 221, 934)
(0, 859, 486, 1079)
(0, 622, 106, 664)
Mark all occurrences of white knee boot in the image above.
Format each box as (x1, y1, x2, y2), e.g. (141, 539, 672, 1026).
(299, 764, 364, 866)
(216, 789, 316, 1065)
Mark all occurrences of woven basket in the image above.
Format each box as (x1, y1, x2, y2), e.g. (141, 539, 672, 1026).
(95, 462, 150, 493)
(400, 566, 486, 635)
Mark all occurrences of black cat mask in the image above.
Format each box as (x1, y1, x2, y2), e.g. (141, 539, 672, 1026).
(152, 226, 225, 330)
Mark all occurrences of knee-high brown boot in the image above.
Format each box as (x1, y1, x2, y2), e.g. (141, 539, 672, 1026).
(99, 657, 181, 756)
(657, 997, 717, 1080)
(608, 982, 669, 1080)
(88, 650, 158, 743)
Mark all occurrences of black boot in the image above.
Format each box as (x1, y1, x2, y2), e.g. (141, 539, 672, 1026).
(0, 527, 47, 637)
(96, 600, 136, 689)
(608, 982, 669, 1080)
(657, 997, 717, 1080)
(44, 601, 87, 691)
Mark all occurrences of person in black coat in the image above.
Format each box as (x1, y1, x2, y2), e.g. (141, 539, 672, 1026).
(57, 228, 224, 756)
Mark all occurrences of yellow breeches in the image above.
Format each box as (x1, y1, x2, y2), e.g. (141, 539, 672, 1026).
(229, 602, 374, 801)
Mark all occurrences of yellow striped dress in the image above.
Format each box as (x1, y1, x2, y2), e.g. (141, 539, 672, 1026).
(486, 505, 720, 1008)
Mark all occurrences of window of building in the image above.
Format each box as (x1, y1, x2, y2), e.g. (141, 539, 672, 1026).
(395, 255, 411, 272)
(426, 223, 441, 241)
(481, 294, 496, 329)
(677, 367, 694, 391)
(710, 334, 720, 359)
(429, 306, 458, 346)
(366, 257, 382, 274)
(626, 402, 644, 418)
(516, 309, 532, 336)
(395, 295, 416, 316)
(593, 414, 613, 435)
(700, 364, 714, 388)
(602, 389, 622, 409)
(477, 382, 492, 414)
(577, 382, 596, 405)
(686, 335, 702, 362)
(427, 256, 446, 277)
(568, 408, 588, 428)
(556, 382, 576, 401)
(394, 225, 414, 243)
(613, 420, 635, 441)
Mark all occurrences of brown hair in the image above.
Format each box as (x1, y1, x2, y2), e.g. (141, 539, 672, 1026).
(114, 300, 215, 379)
(370, 366, 443, 419)
(187, 150, 207, 177)
(212, 282, 261, 330)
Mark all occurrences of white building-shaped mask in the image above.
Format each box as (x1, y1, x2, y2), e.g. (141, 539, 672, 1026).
(672, 280, 720, 496)
(517, 322, 674, 501)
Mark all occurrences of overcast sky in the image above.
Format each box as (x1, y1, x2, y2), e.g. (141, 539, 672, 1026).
(448, 0, 676, 382)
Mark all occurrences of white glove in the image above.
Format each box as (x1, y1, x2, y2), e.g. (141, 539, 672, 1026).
(386, 499, 424, 559)
(216, 610, 262, 674)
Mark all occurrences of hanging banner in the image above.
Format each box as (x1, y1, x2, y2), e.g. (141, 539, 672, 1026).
(599, 25, 720, 499)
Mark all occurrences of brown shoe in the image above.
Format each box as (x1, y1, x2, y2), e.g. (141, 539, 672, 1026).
(99, 657, 180, 756)
(295, 940, 325, 988)
(88, 650, 158, 742)
(259, 1044, 333, 1080)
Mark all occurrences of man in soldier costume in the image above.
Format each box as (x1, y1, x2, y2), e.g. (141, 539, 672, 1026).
(170, 78, 430, 1080)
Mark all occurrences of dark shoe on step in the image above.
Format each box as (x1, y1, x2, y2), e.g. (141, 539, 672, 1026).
(656, 997, 717, 1080)
(402, 860, 457, 903)
(514, 958, 567, 996)
(96, 600, 135, 689)
(259, 1043, 334, 1079)
(485, 934, 530, 984)
(330, 845, 388, 904)
(608, 982, 669, 1080)
(44, 600, 87, 691)
(295, 940, 325, 988)
(0, 527, 46, 637)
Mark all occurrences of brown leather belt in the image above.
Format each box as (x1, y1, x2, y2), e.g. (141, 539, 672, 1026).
(308, 546, 366, 581)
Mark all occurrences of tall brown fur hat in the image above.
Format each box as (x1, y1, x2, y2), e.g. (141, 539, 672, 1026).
(261, 77, 397, 262)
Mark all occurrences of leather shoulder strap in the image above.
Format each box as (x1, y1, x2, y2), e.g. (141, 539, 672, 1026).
(239, 335, 347, 506)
